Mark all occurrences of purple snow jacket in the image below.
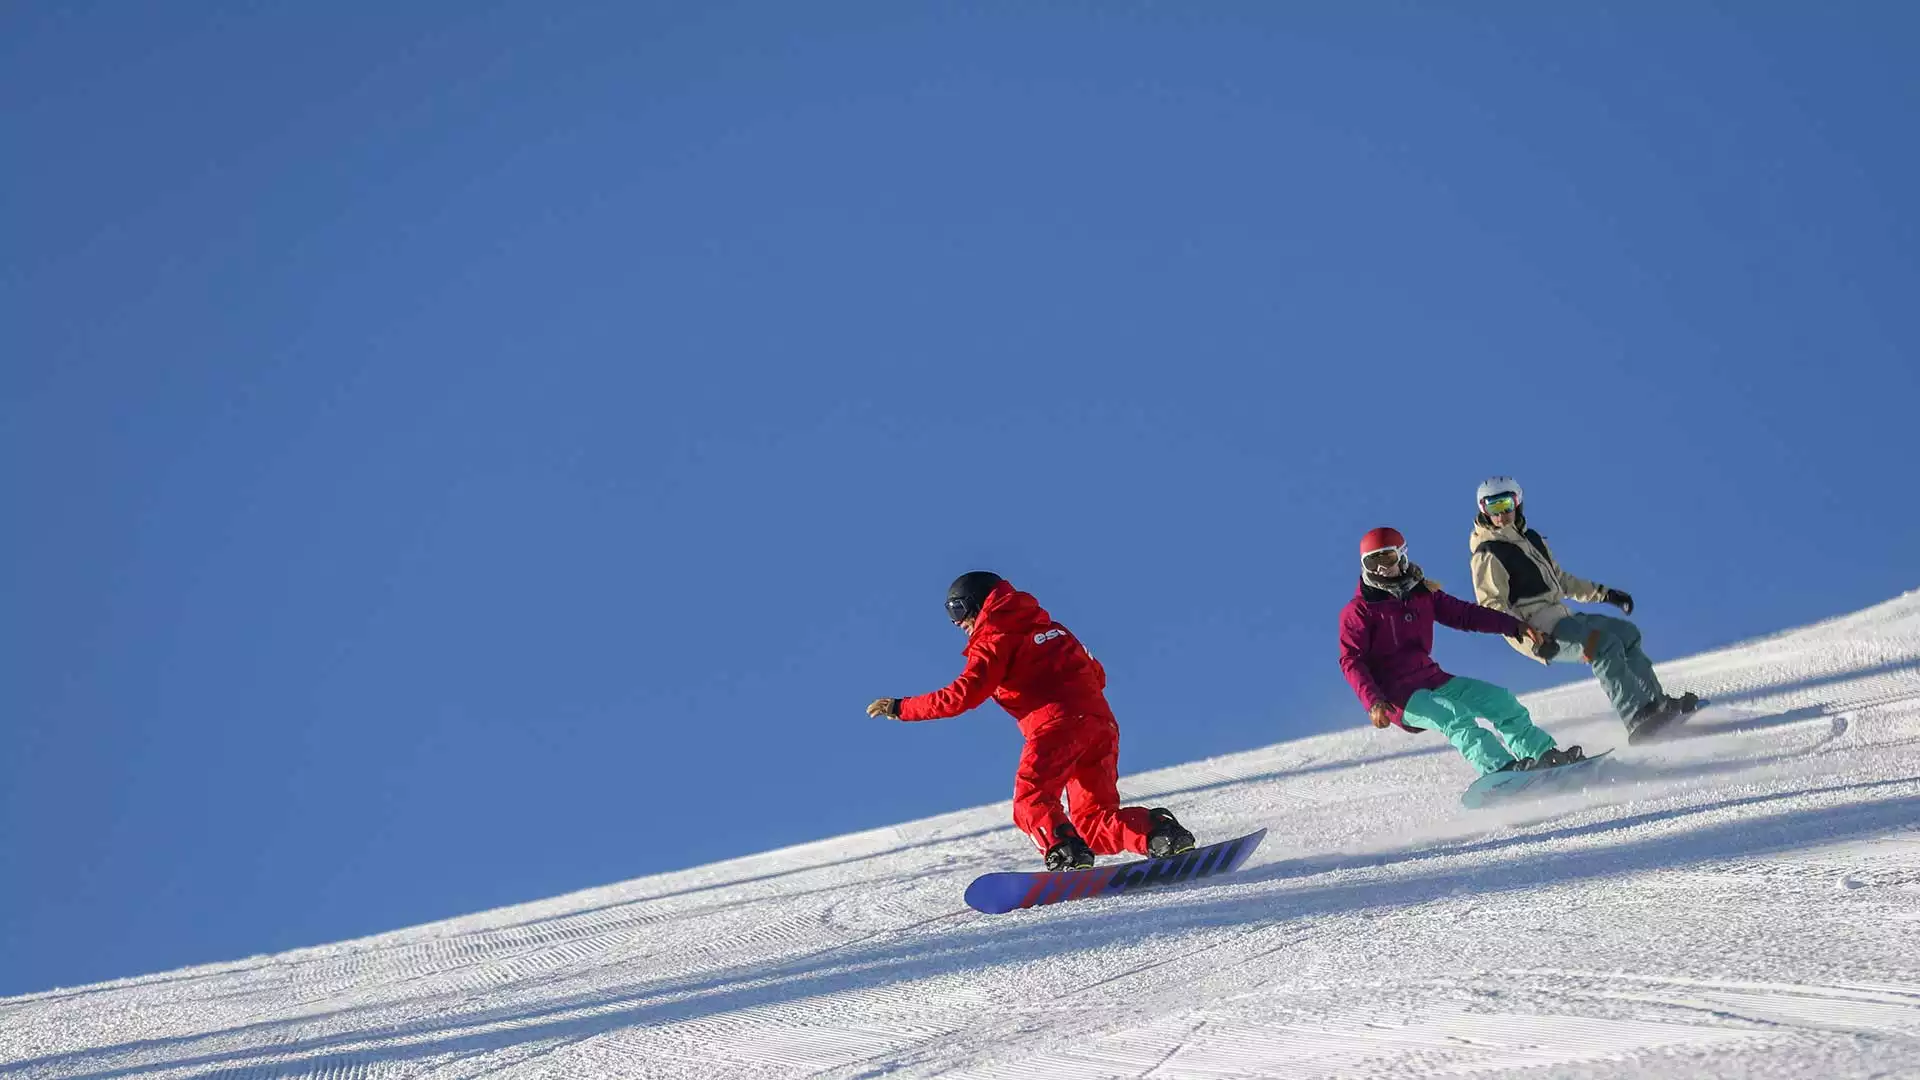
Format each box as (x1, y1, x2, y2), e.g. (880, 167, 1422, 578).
(1338, 578, 1527, 731)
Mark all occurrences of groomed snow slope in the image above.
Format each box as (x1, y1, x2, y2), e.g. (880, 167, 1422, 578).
(7, 593, 1920, 1079)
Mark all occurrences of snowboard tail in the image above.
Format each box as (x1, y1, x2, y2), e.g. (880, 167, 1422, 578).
(964, 828, 1266, 915)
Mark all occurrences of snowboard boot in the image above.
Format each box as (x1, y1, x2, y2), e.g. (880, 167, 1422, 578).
(1668, 692, 1703, 714)
(1043, 824, 1096, 872)
(1536, 745, 1586, 769)
(1625, 697, 1683, 745)
(1497, 757, 1539, 773)
(1146, 807, 1196, 859)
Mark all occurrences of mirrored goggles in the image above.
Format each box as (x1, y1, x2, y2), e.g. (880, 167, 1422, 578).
(1361, 545, 1407, 573)
(1480, 493, 1518, 517)
(945, 597, 973, 623)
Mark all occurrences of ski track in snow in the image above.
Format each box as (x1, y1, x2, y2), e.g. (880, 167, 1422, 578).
(7, 593, 1920, 1078)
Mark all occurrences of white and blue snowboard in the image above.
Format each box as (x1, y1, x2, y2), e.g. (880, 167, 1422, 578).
(1461, 750, 1613, 809)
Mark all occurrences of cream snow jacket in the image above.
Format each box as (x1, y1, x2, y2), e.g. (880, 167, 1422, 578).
(1469, 517, 1610, 663)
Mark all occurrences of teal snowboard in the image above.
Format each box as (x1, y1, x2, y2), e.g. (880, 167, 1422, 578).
(1462, 750, 1613, 809)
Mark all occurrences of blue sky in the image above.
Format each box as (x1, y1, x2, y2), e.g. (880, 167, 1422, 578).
(4, 3, 1916, 996)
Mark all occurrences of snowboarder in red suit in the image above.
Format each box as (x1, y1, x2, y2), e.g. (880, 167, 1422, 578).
(869, 571, 1198, 872)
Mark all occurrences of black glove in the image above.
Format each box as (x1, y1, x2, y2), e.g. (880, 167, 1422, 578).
(1532, 634, 1561, 661)
(1604, 589, 1634, 616)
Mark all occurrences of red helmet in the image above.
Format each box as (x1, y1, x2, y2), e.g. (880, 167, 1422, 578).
(1360, 526, 1408, 574)
(1359, 526, 1405, 556)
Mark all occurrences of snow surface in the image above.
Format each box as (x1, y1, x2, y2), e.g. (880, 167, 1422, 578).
(7, 593, 1920, 1079)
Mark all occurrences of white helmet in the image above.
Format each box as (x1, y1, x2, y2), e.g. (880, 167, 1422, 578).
(1476, 476, 1523, 510)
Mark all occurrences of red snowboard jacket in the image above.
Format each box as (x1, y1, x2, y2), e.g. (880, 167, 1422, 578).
(898, 581, 1111, 735)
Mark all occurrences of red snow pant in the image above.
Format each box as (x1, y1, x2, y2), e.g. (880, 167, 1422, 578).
(1012, 710, 1154, 857)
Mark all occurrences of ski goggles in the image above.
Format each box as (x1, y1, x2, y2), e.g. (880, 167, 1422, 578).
(945, 597, 974, 623)
(1480, 493, 1518, 516)
(1361, 545, 1407, 573)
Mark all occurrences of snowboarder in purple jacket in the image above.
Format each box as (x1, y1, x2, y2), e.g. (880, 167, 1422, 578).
(1338, 527, 1582, 775)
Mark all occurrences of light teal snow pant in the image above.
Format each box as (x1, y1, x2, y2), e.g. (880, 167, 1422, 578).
(1550, 613, 1663, 722)
(1402, 676, 1557, 776)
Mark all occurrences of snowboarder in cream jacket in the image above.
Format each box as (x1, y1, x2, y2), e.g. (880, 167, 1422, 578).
(1468, 477, 1700, 741)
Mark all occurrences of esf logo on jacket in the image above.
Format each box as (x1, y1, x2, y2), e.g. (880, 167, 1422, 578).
(1033, 629, 1068, 645)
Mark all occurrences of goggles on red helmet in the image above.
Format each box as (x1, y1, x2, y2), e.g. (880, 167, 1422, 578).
(1361, 545, 1408, 573)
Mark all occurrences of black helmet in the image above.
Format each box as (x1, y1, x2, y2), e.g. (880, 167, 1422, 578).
(945, 571, 1003, 623)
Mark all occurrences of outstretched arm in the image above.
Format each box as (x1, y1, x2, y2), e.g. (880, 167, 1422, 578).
(1432, 589, 1527, 637)
(1557, 566, 1608, 604)
(897, 637, 1012, 721)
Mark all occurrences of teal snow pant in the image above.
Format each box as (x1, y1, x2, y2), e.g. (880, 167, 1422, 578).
(1402, 676, 1557, 776)
(1550, 613, 1663, 722)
